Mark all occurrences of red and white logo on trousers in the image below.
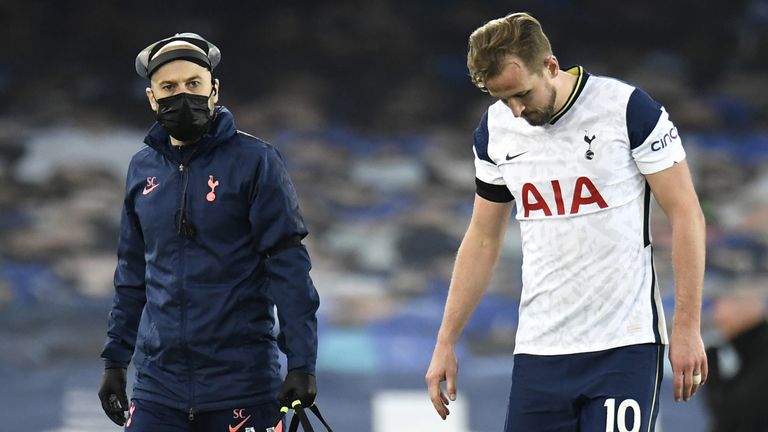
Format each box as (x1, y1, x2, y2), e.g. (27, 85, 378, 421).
(230, 408, 251, 432)
(125, 401, 136, 428)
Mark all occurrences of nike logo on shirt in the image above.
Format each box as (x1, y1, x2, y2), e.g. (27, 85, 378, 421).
(506, 151, 528, 161)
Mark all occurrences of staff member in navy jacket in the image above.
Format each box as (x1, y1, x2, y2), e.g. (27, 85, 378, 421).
(97, 33, 321, 431)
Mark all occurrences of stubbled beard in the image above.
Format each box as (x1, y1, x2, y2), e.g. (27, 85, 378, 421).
(522, 84, 557, 126)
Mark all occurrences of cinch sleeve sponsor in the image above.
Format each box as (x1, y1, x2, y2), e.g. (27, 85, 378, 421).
(627, 88, 686, 175)
(473, 111, 514, 202)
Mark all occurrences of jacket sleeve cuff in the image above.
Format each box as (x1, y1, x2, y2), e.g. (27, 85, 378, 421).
(104, 358, 130, 369)
(287, 357, 316, 375)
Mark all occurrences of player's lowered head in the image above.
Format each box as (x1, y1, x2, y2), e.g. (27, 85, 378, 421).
(135, 33, 222, 144)
(467, 12, 574, 127)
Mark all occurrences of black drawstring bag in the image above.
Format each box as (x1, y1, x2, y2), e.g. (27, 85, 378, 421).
(269, 401, 333, 432)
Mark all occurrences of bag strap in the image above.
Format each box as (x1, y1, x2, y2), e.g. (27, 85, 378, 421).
(288, 406, 312, 432)
(271, 400, 333, 432)
(307, 405, 333, 431)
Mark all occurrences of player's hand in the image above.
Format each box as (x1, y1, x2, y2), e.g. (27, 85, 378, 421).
(97, 368, 129, 426)
(669, 325, 708, 402)
(425, 341, 458, 420)
(279, 370, 317, 407)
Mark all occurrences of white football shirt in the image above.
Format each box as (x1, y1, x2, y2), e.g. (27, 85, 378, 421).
(473, 66, 685, 355)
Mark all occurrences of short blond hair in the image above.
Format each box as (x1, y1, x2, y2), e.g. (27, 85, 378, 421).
(467, 12, 552, 89)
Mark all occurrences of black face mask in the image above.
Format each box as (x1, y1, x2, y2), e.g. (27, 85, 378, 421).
(155, 91, 214, 142)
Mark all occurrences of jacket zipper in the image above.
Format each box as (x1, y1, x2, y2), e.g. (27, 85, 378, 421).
(178, 162, 196, 419)
(177, 163, 193, 238)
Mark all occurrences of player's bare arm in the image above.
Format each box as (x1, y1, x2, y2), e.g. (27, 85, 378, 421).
(425, 195, 513, 419)
(645, 160, 707, 402)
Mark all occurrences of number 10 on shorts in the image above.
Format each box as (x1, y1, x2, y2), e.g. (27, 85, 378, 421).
(604, 398, 641, 432)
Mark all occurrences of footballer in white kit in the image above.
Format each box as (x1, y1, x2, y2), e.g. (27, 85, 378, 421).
(474, 65, 679, 356)
(426, 13, 708, 432)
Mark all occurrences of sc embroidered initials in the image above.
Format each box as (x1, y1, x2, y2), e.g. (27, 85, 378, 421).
(142, 176, 159, 195)
(207, 175, 220, 202)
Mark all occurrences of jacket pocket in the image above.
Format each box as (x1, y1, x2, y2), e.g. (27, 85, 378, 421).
(137, 317, 160, 361)
(132, 313, 153, 375)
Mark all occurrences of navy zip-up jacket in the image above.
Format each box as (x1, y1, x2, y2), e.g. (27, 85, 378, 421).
(101, 106, 319, 413)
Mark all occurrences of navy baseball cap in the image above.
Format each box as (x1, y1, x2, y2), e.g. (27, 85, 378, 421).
(135, 32, 221, 79)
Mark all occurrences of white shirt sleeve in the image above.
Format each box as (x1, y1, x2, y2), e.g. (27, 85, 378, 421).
(473, 111, 505, 183)
(626, 88, 686, 175)
(474, 148, 505, 185)
(473, 111, 513, 202)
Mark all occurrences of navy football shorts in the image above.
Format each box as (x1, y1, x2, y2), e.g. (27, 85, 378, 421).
(505, 343, 664, 432)
(124, 398, 279, 432)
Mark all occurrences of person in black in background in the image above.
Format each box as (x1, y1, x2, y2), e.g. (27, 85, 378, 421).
(705, 284, 768, 432)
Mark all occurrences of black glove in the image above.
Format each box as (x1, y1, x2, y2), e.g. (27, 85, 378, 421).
(97, 368, 129, 426)
(278, 370, 317, 408)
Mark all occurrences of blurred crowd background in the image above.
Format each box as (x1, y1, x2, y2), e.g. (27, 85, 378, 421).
(1, 0, 766, 431)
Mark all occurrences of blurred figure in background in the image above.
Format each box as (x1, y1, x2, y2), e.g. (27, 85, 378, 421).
(704, 282, 768, 432)
(97, 33, 321, 431)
